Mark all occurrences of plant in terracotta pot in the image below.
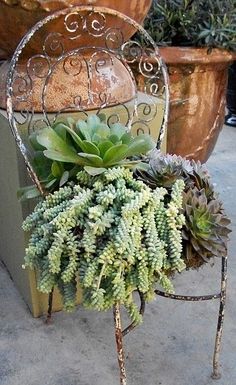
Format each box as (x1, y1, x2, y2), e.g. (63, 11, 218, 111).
(142, 0, 236, 162)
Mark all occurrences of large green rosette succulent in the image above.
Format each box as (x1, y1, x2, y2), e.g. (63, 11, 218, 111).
(19, 114, 155, 200)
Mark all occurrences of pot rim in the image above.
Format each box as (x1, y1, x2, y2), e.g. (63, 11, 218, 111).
(158, 46, 236, 65)
(0, 0, 76, 11)
(0, 0, 152, 13)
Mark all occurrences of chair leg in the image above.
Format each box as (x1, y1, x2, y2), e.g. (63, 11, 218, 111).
(45, 288, 54, 324)
(211, 256, 228, 380)
(113, 303, 127, 385)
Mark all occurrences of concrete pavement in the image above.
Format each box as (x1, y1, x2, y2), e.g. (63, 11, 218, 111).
(0, 125, 235, 385)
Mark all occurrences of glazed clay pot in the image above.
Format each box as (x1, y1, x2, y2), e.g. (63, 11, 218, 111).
(0, 0, 152, 60)
(159, 47, 235, 163)
(0, 51, 136, 112)
(0, 0, 152, 109)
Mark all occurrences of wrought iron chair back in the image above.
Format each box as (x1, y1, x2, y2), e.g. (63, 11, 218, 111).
(6, 5, 169, 194)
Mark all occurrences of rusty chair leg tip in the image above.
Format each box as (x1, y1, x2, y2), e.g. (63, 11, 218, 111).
(211, 371, 222, 380)
(44, 315, 53, 325)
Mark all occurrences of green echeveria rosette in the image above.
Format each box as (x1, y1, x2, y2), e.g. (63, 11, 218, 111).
(19, 114, 155, 200)
(136, 151, 193, 189)
(182, 188, 231, 268)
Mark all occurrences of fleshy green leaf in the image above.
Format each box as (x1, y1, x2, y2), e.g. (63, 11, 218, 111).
(76, 121, 91, 141)
(37, 127, 77, 157)
(66, 117, 76, 129)
(97, 113, 106, 123)
(110, 122, 127, 138)
(96, 125, 111, 139)
(82, 141, 100, 156)
(77, 153, 104, 167)
(108, 134, 120, 144)
(62, 125, 86, 151)
(44, 150, 84, 164)
(92, 133, 102, 144)
(121, 132, 132, 145)
(84, 166, 107, 176)
(51, 161, 64, 178)
(98, 141, 114, 158)
(53, 122, 68, 141)
(87, 115, 102, 129)
(126, 134, 155, 157)
(17, 186, 41, 201)
(117, 160, 142, 167)
(45, 178, 57, 189)
(60, 171, 69, 187)
(103, 144, 128, 166)
(29, 132, 45, 151)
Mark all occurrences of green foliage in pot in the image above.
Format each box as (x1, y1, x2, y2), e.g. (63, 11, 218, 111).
(144, 0, 236, 50)
(136, 151, 231, 268)
(22, 117, 186, 323)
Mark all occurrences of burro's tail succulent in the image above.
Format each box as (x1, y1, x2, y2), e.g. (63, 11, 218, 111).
(23, 167, 186, 323)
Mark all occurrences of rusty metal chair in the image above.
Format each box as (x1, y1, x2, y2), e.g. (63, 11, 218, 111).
(5, 5, 227, 384)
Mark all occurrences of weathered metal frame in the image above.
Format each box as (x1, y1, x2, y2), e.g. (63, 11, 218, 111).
(155, 256, 227, 380)
(6, 6, 169, 385)
(5, 5, 227, 385)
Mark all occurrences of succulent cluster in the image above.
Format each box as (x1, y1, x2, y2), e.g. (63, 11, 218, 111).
(137, 150, 231, 268)
(22, 112, 230, 321)
(23, 167, 185, 322)
(19, 114, 155, 200)
(144, 0, 236, 51)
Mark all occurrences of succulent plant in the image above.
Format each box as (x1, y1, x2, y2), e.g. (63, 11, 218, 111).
(182, 188, 231, 268)
(136, 151, 231, 268)
(18, 114, 155, 200)
(37, 114, 155, 175)
(143, 0, 236, 51)
(23, 167, 185, 321)
(137, 150, 193, 188)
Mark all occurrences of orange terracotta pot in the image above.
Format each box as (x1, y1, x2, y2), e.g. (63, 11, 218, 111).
(0, 0, 152, 60)
(159, 47, 235, 162)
